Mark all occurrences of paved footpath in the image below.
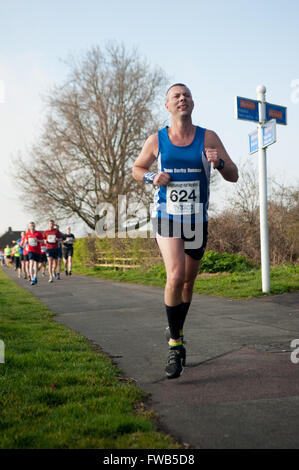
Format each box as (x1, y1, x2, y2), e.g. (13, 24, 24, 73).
(5, 269, 299, 449)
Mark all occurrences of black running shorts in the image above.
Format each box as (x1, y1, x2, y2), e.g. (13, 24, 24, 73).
(154, 219, 208, 261)
(40, 254, 47, 263)
(63, 246, 73, 259)
(28, 252, 40, 263)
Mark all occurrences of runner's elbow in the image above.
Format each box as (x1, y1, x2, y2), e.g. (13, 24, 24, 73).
(233, 169, 239, 182)
(132, 165, 142, 181)
(230, 171, 239, 183)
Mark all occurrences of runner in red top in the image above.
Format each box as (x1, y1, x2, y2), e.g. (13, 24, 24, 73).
(43, 219, 62, 283)
(19, 231, 27, 279)
(25, 222, 43, 285)
(20, 227, 31, 281)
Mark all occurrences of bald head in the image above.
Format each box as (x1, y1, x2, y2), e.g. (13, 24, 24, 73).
(166, 83, 192, 102)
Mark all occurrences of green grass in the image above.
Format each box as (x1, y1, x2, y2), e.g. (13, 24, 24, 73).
(0, 269, 180, 449)
(72, 263, 299, 299)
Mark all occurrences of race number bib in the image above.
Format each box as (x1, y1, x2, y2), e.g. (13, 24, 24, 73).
(41, 245, 47, 253)
(47, 235, 56, 243)
(28, 237, 37, 247)
(66, 237, 74, 243)
(166, 181, 200, 215)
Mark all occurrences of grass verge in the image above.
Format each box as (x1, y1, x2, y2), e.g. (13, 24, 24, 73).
(0, 269, 180, 449)
(72, 263, 299, 299)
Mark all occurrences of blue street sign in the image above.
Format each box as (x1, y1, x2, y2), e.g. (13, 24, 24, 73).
(262, 119, 277, 147)
(265, 102, 287, 125)
(249, 129, 258, 154)
(249, 120, 277, 154)
(235, 96, 259, 122)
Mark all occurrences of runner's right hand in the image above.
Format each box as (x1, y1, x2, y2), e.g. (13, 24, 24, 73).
(153, 172, 170, 186)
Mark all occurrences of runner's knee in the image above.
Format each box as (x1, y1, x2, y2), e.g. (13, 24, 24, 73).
(167, 273, 185, 291)
(183, 277, 196, 294)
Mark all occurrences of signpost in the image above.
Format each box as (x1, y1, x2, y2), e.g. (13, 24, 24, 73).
(235, 96, 259, 122)
(235, 86, 287, 293)
(249, 129, 258, 154)
(265, 103, 287, 125)
(262, 119, 276, 148)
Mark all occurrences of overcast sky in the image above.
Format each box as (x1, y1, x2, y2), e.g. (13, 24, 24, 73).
(0, 0, 298, 236)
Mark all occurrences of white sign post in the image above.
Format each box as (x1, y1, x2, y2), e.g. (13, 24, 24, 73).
(256, 85, 270, 293)
(235, 85, 287, 294)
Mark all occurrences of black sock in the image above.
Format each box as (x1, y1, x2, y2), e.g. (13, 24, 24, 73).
(165, 304, 182, 340)
(178, 302, 191, 333)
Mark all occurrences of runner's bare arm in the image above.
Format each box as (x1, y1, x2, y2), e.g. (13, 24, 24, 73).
(132, 134, 170, 186)
(204, 130, 238, 182)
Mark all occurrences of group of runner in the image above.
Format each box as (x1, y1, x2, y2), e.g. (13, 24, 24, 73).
(2, 83, 238, 380)
(1, 220, 75, 286)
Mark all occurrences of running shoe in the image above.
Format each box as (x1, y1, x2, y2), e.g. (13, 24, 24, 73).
(30, 280, 35, 286)
(68, 271, 72, 276)
(165, 345, 186, 379)
(56, 273, 60, 280)
(48, 277, 53, 283)
(42, 272, 45, 277)
(65, 270, 68, 276)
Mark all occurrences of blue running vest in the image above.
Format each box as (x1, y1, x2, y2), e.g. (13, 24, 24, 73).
(151, 125, 210, 223)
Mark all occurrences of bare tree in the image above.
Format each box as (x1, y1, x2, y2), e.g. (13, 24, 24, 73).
(14, 43, 168, 230)
(226, 160, 260, 225)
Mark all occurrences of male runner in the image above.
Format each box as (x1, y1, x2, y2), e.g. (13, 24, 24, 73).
(62, 226, 75, 275)
(12, 242, 21, 278)
(11, 245, 15, 269)
(133, 83, 238, 379)
(24, 222, 43, 285)
(17, 232, 25, 277)
(53, 224, 62, 280)
(4, 245, 11, 267)
(43, 220, 62, 283)
(21, 229, 30, 280)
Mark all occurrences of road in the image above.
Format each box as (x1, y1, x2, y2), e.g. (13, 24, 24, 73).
(6, 269, 299, 449)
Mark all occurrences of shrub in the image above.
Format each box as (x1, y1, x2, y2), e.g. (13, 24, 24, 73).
(199, 250, 254, 273)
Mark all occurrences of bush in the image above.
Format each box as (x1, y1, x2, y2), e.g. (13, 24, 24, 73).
(73, 237, 255, 274)
(72, 238, 89, 266)
(199, 250, 254, 273)
(136, 251, 254, 276)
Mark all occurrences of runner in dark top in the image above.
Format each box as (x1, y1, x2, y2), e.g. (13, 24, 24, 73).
(62, 226, 75, 276)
